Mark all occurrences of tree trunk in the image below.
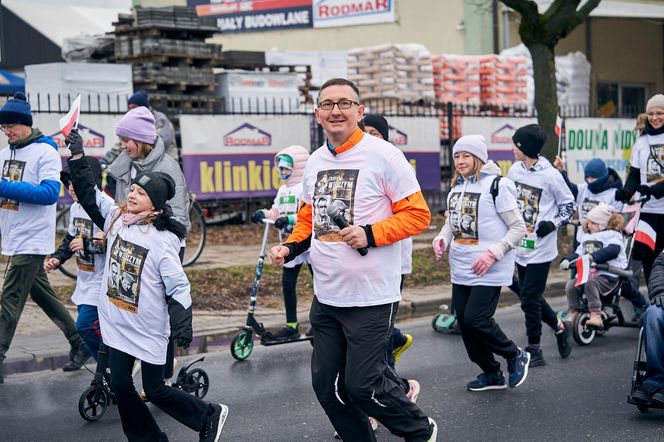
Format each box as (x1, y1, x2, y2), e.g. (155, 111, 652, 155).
(527, 42, 558, 161)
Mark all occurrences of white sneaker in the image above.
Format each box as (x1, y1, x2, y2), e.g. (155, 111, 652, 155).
(406, 379, 421, 403)
(427, 417, 438, 441)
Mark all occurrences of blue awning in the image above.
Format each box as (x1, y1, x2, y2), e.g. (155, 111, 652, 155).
(0, 70, 25, 94)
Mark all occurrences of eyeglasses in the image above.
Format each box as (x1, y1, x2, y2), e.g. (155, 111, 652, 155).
(0, 124, 17, 132)
(647, 111, 664, 118)
(318, 99, 359, 111)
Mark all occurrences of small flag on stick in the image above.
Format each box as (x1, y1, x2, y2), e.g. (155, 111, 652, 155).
(635, 219, 657, 251)
(58, 95, 81, 137)
(575, 255, 591, 287)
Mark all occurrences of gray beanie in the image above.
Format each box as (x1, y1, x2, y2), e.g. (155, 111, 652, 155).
(646, 94, 664, 112)
(452, 135, 488, 163)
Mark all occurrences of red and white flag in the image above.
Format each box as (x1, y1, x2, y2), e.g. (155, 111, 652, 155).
(58, 95, 81, 137)
(555, 115, 563, 137)
(635, 219, 657, 251)
(575, 255, 591, 287)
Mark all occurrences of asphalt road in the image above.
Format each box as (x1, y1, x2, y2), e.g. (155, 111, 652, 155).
(1, 297, 663, 442)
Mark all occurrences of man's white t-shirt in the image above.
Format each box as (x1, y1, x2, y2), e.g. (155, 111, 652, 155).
(0, 141, 61, 256)
(68, 197, 113, 307)
(630, 133, 664, 214)
(97, 205, 189, 365)
(447, 175, 518, 287)
(508, 157, 575, 266)
(301, 134, 421, 307)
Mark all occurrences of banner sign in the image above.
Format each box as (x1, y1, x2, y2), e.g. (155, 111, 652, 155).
(190, 0, 314, 33)
(384, 116, 440, 191)
(313, 0, 395, 28)
(563, 118, 636, 184)
(180, 115, 311, 199)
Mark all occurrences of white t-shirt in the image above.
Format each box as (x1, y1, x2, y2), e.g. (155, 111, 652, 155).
(575, 229, 627, 278)
(273, 182, 309, 268)
(508, 157, 575, 266)
(68, 196, 113, 307)
(575, 184, 623, 242)
(400, 237, 413, 275)
(97, 202, 190, 365)
(447, 175, 518, 287)
(301, 134, 421, 307)
(0, 141, 61, 256)
(629, 133, 664, 214)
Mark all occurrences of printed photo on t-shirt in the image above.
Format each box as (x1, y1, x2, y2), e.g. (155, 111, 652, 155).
(313, 169, 359, 242)
(646, 144, 664, 184)
(580, 198, 600, 219)
(515, 182, 542, 233)
(73, 217, 95, 272)
(106, 236, 149, 314)
(0, 159, 26, 211)
(582, 240, 603, 255)
(449, 191, 480, 245)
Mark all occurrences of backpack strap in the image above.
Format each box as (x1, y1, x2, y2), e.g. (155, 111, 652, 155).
(490, 176, 501, 204)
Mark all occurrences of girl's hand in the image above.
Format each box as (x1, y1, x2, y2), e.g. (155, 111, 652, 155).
(432, 237, 447, 260)
(69, 237, 84, 252)
(471, 251, 497, 276)
(44, 258, 61, 272)
(269, 245, 290, 267)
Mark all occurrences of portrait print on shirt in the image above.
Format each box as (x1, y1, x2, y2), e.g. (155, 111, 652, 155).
(580, 198, 600, 220)
(515, 182, 542, 233)
(449, 191, 480, 245)
(313, 169, 359, 242)
(0, 159, 26, 211)
(646, 144, 664, 184)
(106, 236, 148, 314)
(582, 240, 603, 255)
(73, 217, 95, 272)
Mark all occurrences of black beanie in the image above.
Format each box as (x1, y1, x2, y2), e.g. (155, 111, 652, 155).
(132, 172, 176, 210)
(363, 114, 389, 142)
(512, 124, 546, 159)
(0, 92, 33, 127)
(61, 157, 103, 188)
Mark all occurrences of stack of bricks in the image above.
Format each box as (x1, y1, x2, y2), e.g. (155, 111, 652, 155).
(479, 55, 529, 108)
(431, 55, 481, 105)
(346, 44, 435, 104)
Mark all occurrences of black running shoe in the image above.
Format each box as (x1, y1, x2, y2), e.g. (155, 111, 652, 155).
(525, 346, 546, 367)
(63, 342, 91, 372)
(200, 403, 229, 442)
(266, 325, 300, 342)
(555, 322, 572, 359)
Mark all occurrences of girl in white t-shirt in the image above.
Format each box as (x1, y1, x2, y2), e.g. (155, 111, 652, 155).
(432, 135, 530, 391)
(561, 203, 627, 328)
(65, 130, 228, 442)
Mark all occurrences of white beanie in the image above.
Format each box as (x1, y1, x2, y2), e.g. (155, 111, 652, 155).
(452, 135, 488, 163)
(646, 94, 664, 112)
(586, 202, 613, 230)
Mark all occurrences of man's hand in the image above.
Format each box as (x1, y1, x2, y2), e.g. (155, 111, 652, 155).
(251, 209, 266, 224)
(615, 189, 630, 204)
(339, 225, 368, 250)
(653, 294, 664, 309)
(269, 245, 290, 267)
(553, 155, 565, 172)
(560, 259, 571, 271)
(173, 336, 191, 349)
(274, 216, 289, 229)
(471, 251, 497, 276)
(432, 236, 447, 260)
(65, 129, 84, 157)
(535, 220, 556, 238)
(44, 257, 61, 272)
(637, 184, 652, 198)
(69, 237, 84, 252)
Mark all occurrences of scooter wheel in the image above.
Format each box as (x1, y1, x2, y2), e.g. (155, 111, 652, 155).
(572, 312, 596, 345)
(78, 384, 110, 422)
(185, 368, 210, 398)
(230, 330, 254, 361)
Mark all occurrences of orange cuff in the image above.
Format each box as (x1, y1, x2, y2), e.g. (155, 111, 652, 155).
(286, 202, 312, 244)
(371, 191, 431, 246)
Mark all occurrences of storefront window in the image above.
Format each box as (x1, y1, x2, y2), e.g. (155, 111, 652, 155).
(597, 83, 646, 118)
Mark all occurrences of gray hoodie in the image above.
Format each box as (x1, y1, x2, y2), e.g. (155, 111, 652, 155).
(107, 136, 190, 232)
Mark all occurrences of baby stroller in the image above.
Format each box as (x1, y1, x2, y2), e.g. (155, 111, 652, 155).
(570, 198, 648, 346)
(78, 342, 210, 422)
(626, 327, 664, 413)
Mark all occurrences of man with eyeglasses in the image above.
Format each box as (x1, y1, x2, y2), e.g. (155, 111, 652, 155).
(269, 78, 437, 441)
(0, 92, 90, 384)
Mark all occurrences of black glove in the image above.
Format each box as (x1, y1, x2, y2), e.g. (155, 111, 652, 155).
(653, 294, 664, 309)
(637, 184, 652, 198)
(251, 209, 266, 224)
(651, 181, 664, 199)
(274, 216, 289, 229)
(65, 129, 84, 156)
(173, 336, 191, 349)
(535, 220, 556, 238)
(614, 189, 630, 203)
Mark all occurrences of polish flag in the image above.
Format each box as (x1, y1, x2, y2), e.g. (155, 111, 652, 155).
(58, 95, 81, 137)
(575, 255, 591, 287)
(555, 115, 563, 137)
(635, 219, 657, 251)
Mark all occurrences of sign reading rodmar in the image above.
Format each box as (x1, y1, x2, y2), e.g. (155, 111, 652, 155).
(51, 124, 105, 150)
(224, 123, 272, 146)
(388, 125, 407, 146)
(314, 0, 394, 28)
